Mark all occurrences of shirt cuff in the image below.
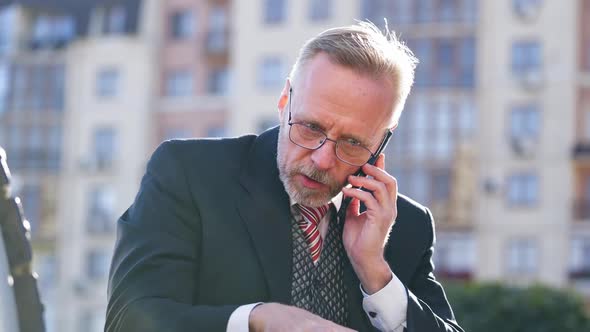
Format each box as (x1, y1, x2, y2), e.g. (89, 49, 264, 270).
(360, 272, 408, 331)
(226, 302, 263, 332)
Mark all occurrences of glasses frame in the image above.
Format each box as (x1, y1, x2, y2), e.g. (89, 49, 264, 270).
(286, 88, 393, 167)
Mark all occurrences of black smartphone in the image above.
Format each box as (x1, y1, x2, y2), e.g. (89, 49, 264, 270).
(339, 129, 394, 219)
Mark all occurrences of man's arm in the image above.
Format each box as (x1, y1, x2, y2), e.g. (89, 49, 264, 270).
(106, 141, 238, 332)
(404, 208, 463, 332)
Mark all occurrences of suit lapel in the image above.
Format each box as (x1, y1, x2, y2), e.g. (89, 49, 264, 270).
(236, 128, 293, 304)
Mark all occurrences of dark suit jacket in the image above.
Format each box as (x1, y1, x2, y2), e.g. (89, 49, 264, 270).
(106, 127, 464, 332)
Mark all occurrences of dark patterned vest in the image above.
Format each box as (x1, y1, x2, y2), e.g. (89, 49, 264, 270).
(290, 205, 349, 326)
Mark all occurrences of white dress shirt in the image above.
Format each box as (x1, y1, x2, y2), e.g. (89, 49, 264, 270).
(226, 193, 408, 331)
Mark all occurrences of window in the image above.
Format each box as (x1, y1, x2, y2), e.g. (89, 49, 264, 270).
(309, 0, 332, 21)
(506, 238, 538, 274)
(410, 37, 475, 88)
(360, 0, 385, 24)
(0, 63, 7, 114)
(395, 0, 414, 24)
(513, 0, 542, 18)
(258, 57, 285, 89)
(507, 172, 539, 206)
(439, 0, 459, 22)
(0, 7, 15, 54)
(416, 0, 435, 23)
(54, 16, 75, 42)
(96, 68, 119, 98)
(437, 40, 455, 86)
(87, 186, 116, 234)
(171, 10, 194, 39)
(570, 237, 590, 273)
(33, 15, 75, 45)
(511, 41, 542, 77)
(208, 68, 230, 95)
(27, 125, 44, 169)
(47, 125, 62, 170)
(206, 7, 226, 51)
(409, 167, 429, 204)
(510, 104, 540, 140)
(432, 170, 451, 201)
(463, 0, 478, 23)
(103, 6, 126, 34)
(31, 65, 45, 110)
(460, 37, 475, 87)
(165, 70, 193, 97)
(459, 98, 476, 138)
(434, 234, 475, 274)
(20, 184, 41, 235)
(35, 253, 57, 290)
(50, 64, 65, 110)
(410, 39, 433, 87)
(86, 249, 111, 280)
(433, 100, 452, 160)
(32, 15, 51, 44)
(264, 0, 286, 24)
(93, 128, 116, 169)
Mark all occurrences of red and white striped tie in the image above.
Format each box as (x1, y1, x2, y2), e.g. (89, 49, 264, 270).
(295, 204, 331, 264)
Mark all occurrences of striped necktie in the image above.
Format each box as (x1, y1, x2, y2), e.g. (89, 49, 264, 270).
(294, 203, 331, 264)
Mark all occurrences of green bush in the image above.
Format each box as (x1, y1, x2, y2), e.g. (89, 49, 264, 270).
(443, 281, 590, 332)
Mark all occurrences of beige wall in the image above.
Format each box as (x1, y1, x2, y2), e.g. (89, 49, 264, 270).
(55, 25, 157, 332)
(476, 0, 576, 286)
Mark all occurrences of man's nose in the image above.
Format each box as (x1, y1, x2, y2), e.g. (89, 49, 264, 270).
(310, 140, 337, 170)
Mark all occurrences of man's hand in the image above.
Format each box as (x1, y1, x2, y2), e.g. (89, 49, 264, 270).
(249, 303, 356, 332)
(341, 154, 397, 294)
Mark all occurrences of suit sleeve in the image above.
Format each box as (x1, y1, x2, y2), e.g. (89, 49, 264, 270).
(106, 141, 238, 332)
(404, 208, 464, 332)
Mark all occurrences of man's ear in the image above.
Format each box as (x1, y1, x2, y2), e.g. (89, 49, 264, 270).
(277, 79, 291, 117)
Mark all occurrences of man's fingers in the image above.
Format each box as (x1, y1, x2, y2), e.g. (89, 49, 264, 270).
(348, 175, 390, 206)
(342, 186, 379, 212)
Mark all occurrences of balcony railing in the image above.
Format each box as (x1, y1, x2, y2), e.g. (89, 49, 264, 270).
(573, 142, 590, 158)
(573, 199, 590, 221)
(569, 269, 590, 279)
(436, 269, 473, 281)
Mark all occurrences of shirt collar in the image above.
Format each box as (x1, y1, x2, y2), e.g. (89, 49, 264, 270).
(289, 191, 344, 212)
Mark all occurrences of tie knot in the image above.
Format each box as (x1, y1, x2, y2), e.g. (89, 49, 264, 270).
(295, 203, 331, 225)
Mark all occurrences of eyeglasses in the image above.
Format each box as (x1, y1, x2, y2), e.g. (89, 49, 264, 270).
(287, 88, 392, 167)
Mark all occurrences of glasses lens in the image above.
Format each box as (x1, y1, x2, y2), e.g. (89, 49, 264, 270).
(336, 141, 372, 166)
(290, 123, 325, 149)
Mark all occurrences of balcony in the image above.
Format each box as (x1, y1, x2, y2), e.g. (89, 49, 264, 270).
(437, 269, 473, 281)
(574, 142, 590, 159)
(570, 269, 590, 279)
(573, 199, 590, 221)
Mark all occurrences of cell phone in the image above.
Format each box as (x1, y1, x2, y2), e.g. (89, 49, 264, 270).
(339, 129, 393, 220)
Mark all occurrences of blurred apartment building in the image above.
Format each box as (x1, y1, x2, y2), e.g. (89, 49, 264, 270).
(0, 0, 231, 331)
(231, 0, 590, 299)
(0, 0, 589, 331)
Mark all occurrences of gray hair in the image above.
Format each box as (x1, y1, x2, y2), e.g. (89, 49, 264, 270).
(289, 21, 418, 124)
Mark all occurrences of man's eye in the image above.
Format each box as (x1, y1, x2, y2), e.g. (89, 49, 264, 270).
(305, 123, 322, 132)
(345, 138, 362, 146)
